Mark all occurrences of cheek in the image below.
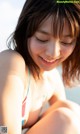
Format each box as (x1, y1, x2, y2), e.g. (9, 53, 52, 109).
(27, 38, 38, 55)
(28, 38, 44, 55)
(61, 45, 75, 58)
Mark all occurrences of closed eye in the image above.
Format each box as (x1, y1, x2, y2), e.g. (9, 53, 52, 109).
(36, 37, 48, 43)
(60, 41, 74, 46)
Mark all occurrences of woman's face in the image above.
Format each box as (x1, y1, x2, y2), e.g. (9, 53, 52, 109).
(28, 16, 76, 72)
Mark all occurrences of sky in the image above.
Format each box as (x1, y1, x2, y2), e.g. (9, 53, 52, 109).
(0, 0, 25, 51)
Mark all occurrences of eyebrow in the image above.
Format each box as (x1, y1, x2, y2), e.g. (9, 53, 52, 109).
(37, 30, 72, 37)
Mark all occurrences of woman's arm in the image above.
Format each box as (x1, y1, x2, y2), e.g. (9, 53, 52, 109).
(0, 50, 25, 134)
(49, 68, 66, 105)
(40, 68, 66, 118)
(49, 85, 66, 105)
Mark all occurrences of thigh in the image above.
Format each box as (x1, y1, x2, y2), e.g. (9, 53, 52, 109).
(26, 107, 80, 134)
(42, 100, 80, 119)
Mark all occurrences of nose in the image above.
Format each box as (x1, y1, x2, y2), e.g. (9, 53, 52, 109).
(45, 41, 60, 59)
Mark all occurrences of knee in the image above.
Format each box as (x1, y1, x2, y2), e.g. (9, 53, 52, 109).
(52, 108, 72, 125)
(52, 100, 80, 120)
(51, 107, 80, 133)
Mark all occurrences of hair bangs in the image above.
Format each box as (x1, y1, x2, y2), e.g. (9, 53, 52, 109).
(51, 11, 64, 38)
(51, 6, 79, 39)
(64, 8, 79, 38)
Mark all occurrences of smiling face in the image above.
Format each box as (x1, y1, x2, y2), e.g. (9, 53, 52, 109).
(27, 16, 76, 73)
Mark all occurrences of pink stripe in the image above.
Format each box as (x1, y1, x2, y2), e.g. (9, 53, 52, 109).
(22, 96, 27, 104)
(22, 96, 27, 117)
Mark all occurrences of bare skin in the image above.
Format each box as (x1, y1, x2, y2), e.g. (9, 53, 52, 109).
(0, 15, 80, 134)
(0, 50, 80, 134)
(26, 101, 80, 134)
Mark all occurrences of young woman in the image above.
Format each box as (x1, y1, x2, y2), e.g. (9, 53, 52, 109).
(0, 0, 80, 134)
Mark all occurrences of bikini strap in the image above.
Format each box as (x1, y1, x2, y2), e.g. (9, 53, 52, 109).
(22, 68, 30, 125)
(26, 67, 30, 96)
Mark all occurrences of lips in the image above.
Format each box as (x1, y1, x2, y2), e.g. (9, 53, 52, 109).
(42, 58, 56, 63)
(40, 56, 58, 64)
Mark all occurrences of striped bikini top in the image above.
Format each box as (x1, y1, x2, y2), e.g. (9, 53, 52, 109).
(22, 68, 30, 126)
(21, 68, 61, 126)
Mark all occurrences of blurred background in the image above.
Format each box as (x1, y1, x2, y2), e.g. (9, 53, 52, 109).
(0, 0, 80, 105)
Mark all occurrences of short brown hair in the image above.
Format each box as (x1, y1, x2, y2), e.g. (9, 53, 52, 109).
(8, 0, 80, 86)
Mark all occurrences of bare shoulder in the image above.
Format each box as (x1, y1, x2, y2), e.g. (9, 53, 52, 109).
(0, 50, 26, 130)
(0, 49, 26, 80)
(0, 49, 25, 65)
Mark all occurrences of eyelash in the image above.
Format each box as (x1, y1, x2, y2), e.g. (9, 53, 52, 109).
(60, 42, 73, 46)
(36, 37, 48, 43)
(36, 37, 73, 46)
